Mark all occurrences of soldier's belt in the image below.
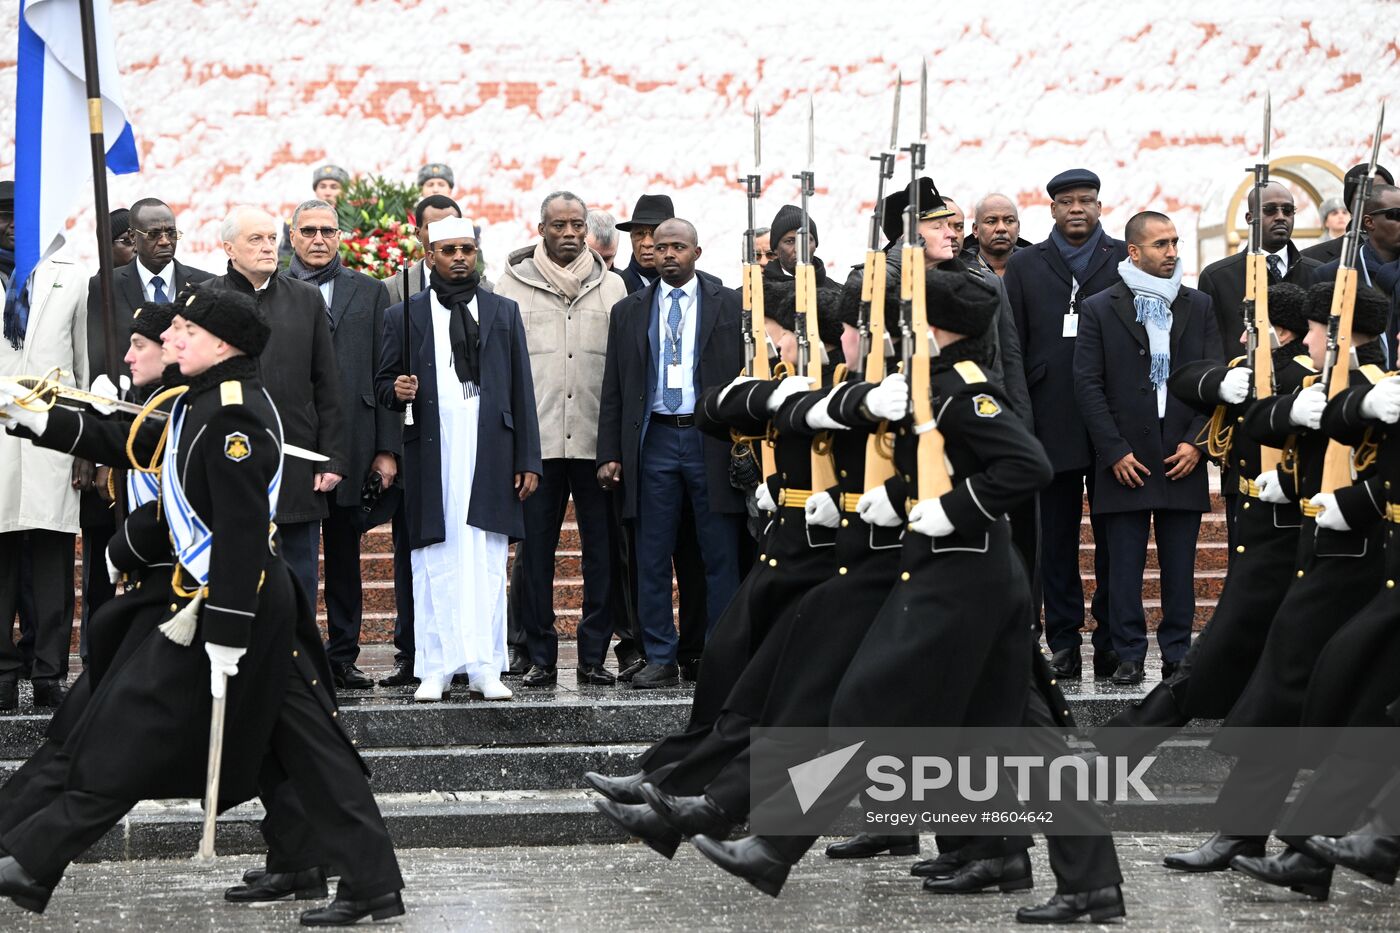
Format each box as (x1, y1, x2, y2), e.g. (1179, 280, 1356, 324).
(1300, 498, 1321, 518)
(841, 492, 863, 512)
(1385, 503, 1400, 524)
(1239, 477, 1261, 498)
(777, 488, 813, 509)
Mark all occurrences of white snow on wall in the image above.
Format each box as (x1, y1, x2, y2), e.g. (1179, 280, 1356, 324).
(0, 0, 1394, 282)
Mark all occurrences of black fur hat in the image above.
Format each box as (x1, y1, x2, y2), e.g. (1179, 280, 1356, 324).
(926, 268, 1000, 338)
(180, 285, 270, 357)
(129, 301, 176, 342)
(1306, 281, 1390, 337)
(762, 277, 843, 346)
(1265, 282, 1309, 338)
(770, 205, 819, 251)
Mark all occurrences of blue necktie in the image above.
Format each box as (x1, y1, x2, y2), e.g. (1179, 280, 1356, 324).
(151, 275, 170, 304)
(1266, 254, 1283, 283)
(663, 288, 684, 412)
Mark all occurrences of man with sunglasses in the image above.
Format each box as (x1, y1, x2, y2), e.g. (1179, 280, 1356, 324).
(1317, 183, 1400, 368)
(287, 199, 400, 692)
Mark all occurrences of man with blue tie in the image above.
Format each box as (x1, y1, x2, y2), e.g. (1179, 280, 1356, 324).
(597, 218, 745, 688)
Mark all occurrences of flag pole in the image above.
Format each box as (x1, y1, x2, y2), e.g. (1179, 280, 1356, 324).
(77, 0, 126, 524)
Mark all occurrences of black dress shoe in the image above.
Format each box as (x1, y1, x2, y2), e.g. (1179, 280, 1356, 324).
(1110, 660, 1144, 686)
(505, 647, 531, 677)
(922, 851, 1033, 893)
(522, 664, 558, 687)
(0, 855, 53, 914)
(583, 769, 647, 805)
(1049, 647, 1081, 679)
(243, 867, 267, 884)
(1093, 649, 1122, 679)
(331, 663, 373, 690)
(0, 674, 17, 712)
(630, 662, 680, 689)
(825, 833, 920, 859)
(679, 659, 701, 683)
(592, 798, 682, 858)
(226, 866, 328, 902)
(576, 664, 617, 686)
(1160, 660, 1180, 681)
(617, 657, 647, 683)
(639, 782, 735, 839)
(377, 658, 418, 687)
(1231, 847, 1333, 900)
(1302, 832, 1400, 885)
(30, 679, 66, 708)
(692, 834, 791, 898)
(1016, 884, 1125, 924)
(911, 849, 970, 877)
(1163, 833, 1265, 872)
(300, 890, 404, 926)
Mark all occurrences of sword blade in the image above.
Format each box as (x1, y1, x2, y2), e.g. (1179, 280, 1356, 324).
(283, 442, 329, 463)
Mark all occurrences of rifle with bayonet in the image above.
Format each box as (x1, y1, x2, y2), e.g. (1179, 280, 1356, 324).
(793, 97, 838, 493)
(735, 105, 776, 478)
(1319, 103, 1387, 496)
(861, 76, 901, 492)
(1243, 93, 1282, 474)
(900, 63, 953, 504)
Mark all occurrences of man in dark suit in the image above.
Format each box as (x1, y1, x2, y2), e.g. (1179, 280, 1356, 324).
(287, 199, 401, 691)
(1317, 183, 1400, 367)
(596, 218, 744, 688)
(1074, 211, 1221, 684)
(1004, 169, 1127, 680)
(211, 206, 349, 609)
(1300, 163, 1394, 265)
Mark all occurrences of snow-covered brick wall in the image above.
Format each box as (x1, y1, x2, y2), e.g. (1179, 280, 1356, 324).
(1, 1, 1395, 284)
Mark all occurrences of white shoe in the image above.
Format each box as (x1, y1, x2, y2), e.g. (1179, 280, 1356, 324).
(469, 677, 512, 701)
(413, 674, 445, 702)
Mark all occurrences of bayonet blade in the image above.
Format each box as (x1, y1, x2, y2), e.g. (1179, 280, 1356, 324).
(1262, 91, 1272, 163)
(753, 105, 761, 170)
(889, 74, 902, 152)
(919, 60, 928, 141)
(1367, 102, 1386, 174)
(807, 96, 815, 171)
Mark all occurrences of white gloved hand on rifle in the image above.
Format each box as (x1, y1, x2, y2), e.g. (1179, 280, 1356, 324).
(1218, 366, 1252, 405)
(907, 497, 955, 538)
(1288, 384, 1327, 430)
(805, 387, 846, 431)
(0, 379, 49, 435)
(1360, 376, 1400, 424)
(1311, 491, 1350, 532)
(754, 482, 777, 514)
(856, 484, 903, 528)
(105, 546, 121, 585)
(205, 643, 246, 700)
(767, 375, 813, 413)
(718, 374, 756, 405)
(862, 373, 909, 422)
(804, 491, 840, 528)
(1255, 470, 1289, 504)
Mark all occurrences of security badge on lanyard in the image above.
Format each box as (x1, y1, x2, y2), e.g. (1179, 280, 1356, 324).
(666, 312, 685, 390)
(1062, 277, 1081, 338)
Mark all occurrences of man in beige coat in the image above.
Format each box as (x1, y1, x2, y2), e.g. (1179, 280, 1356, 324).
(499, 191, 626, 687)
(0, 254, 88, 710)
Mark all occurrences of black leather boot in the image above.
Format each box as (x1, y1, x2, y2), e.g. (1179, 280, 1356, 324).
(910, 848, 970, 878)
(1162, 833, 1265, 872)
(1016, 884, 1125, 923)
(639, 782, 735, 839)
(692, 834, 791, 898)
(1231, 847, 1333, 900)
(582, 769, 647, 805)
(824, 833, 919, 859)
(592, 799, 681, 859)
(922, 851, 1034, 894)
(0, 855, 53, 914)
(300, 891, 404, 925)
(226, 866, 329, 902)
(1301, 832, 1400, 885)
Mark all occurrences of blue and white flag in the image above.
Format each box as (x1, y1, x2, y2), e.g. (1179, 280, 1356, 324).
(7, 0, 139, 347)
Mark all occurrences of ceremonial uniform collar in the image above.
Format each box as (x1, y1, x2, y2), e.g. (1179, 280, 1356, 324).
(183, 355, 258, 396)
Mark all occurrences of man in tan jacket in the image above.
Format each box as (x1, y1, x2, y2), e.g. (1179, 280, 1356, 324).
(499, 191, 626, 687)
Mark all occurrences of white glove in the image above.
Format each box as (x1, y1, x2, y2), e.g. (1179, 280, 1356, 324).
(0, 379, 49, 434)
(1255, 470, 1289, 504)
(1361, 376, 1400, 424)
(766, 375, 813, 413)
(754, 482, 777, 513)
(863, 373, 909, 422)
(105, 546, 120, 585)
(1288, 384, 1327, 430)
(908, 497, 955, 538)
(805, 388, 846, 431)
(205, 643, 247, 699)
(856, 485, 903, 528)
(1312, 491, 1351, 532)
(1219, 367, 1252, 405)
(718, 374, 756, 405)
(88, 373, 131, 415)
(804, 491, 840, 528)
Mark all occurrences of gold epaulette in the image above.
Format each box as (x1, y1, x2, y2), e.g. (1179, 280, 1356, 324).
(1360, 364, 1387, 385)
(221, 381, 244, 406)
(953, 360, 986, 384)
(1294, 355, 1318, 373)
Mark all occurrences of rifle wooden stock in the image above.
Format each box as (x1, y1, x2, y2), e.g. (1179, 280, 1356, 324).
(862, 250, 897, 490)
(736, 260, 777, 477)
(797, 261, 838, 492)
(903, 244, 953, 500)
(1246, 252, 1282, 473)
(1319, 267, 1359, 494)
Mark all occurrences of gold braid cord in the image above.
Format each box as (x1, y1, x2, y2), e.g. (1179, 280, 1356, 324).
(1279, 437, 1299, 486)
(1201, 403, 1234, 460)
(1353, 427, 1379, 474)
(126, 385, 189, 474)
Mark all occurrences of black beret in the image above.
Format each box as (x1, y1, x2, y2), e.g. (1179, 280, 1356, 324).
(1305, 280, 1390, 337)
(130, 301, 176, 342)
(109, 207, 130, 241)
(925, 268, 1000, 338)
(180, 285, 271, 358)
(1047, 168, 1101, 199)
(1266, 282, 1309, 337)
(770, 205, 818, 251)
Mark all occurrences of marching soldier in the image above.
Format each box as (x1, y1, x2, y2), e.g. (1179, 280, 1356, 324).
(0, 287, 404, 925)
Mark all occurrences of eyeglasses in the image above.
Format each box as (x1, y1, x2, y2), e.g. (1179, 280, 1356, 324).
(132, 227, 182, 242)
(114, 232, 135, 246)
(1259, 204, 1296, 217)
(297, 226, 341, 240)
(761, 250, 777, 261)
(434, 244, 477, 258)
(1367, 207, 1400, 222)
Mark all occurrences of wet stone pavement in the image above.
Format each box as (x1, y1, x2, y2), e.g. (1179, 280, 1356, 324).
(5, 835, 1400, 931)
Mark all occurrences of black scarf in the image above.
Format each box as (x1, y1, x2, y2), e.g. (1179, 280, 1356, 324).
(287, 251, 342, 289)
(223, 262, 276, 302)
(429, 269, 482, 385)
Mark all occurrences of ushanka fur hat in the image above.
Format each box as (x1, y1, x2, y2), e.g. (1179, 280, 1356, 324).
(1265, 282, 1309, 338)
(762, 277, 844, 346)
(180, 286, 270, 357)
(130, 302, 177, 342)
(925, 268, 1000, 338)
(1306, 280, 1389, 337)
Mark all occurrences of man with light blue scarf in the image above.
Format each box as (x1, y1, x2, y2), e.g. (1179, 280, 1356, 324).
(1073, 211, 1221, 685)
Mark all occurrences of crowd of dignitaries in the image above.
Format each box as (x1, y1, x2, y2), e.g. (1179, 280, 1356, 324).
(3, 155, 1398, 710)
